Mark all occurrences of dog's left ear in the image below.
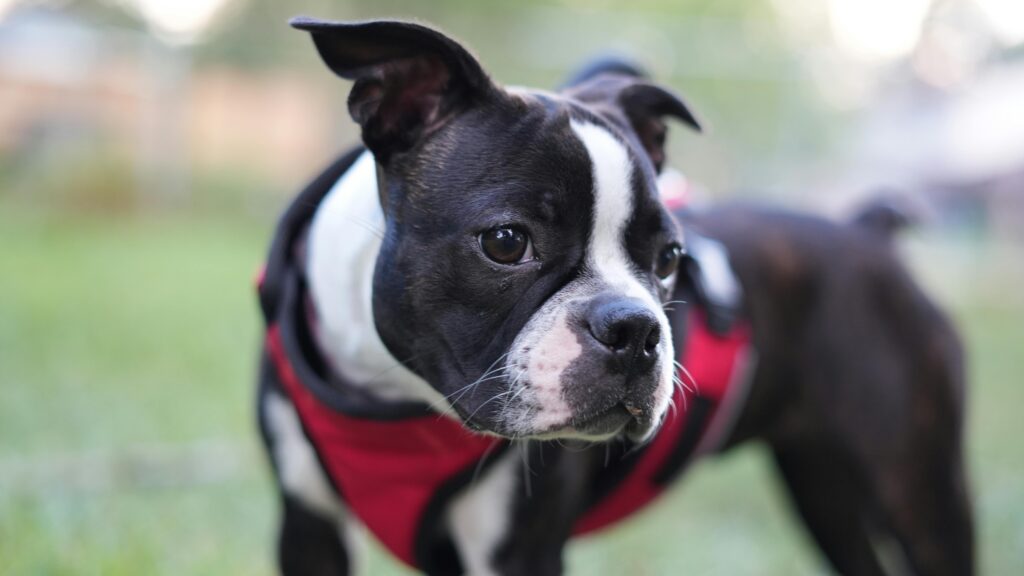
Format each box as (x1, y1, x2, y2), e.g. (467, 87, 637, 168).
(290, 17, 495, 159)
(566, 74, 702, 173)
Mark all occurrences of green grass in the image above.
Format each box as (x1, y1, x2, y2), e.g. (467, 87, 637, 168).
(1, 204, 1021, 574)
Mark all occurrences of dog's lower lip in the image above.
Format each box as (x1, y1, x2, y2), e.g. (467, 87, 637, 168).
(623, 403, 661, 442)
(622, 402, 643, 418)
(625, 418, 653, 441)
(572, 403, 633, 435)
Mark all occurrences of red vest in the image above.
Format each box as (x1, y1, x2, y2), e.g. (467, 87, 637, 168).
(259, 148, 754, 571)
(266, 312, 752, 569)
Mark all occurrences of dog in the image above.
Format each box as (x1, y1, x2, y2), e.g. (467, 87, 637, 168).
(669, 202, 974, 576)
(256, 17, 972, 576)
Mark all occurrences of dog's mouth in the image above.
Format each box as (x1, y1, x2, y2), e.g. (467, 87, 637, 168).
(580, 402, 664, 442)
(530, 398, 662, 442)
(570, 403, 634, 437)
(455, 365, 672, 442)
(460, 397, 658, 442)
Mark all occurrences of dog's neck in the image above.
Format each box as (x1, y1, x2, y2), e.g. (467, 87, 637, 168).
(305, 151, 451, 409)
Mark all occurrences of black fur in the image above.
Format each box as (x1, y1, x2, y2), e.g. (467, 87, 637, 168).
(675, 205, 973, 576)
(263, 21, 973, 576)
(291, 18, 687, 436)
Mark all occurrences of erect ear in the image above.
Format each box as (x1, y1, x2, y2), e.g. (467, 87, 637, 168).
(564, 72, 702, 173)
(619, 82, 702, 173)
(291, 17, 496, 159)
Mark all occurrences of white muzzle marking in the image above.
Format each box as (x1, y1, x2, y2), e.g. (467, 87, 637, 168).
(500, 120, 675, 438)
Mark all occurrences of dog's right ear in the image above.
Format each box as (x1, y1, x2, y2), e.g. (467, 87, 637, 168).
(561, 57, 702, 173)
(291, 17, 495, 159)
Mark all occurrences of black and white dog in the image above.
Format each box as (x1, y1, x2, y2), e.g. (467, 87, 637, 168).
(257, 17, 972, 576)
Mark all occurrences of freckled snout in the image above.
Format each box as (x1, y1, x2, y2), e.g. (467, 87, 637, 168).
(499, 289, 675, 441)
(586, 294, 661, 377)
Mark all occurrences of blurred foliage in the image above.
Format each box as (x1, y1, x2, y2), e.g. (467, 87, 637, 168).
(4, 144, 137, 212)
(0, 0, 836, 217)
(63, 0, 787, 70)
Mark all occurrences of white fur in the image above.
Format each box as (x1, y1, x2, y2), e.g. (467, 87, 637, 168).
(503, 287, 581, 434)
(522, 309, 578, 430)
(570, 120, 675, 438)
(305, 151, 452, 410)
(264, 391, 365, 573)
(448, 451, 520, 576)
(572, 121, 665, 310)
(687, 233, 742, 309)
(502, 122, 675, 438)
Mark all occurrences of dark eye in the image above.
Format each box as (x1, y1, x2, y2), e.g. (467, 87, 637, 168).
(480, 227, 534, 264)
(655, 243, 682, 279)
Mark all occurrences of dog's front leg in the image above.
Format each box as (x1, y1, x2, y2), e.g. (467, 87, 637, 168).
(449, 444, 587, 576)
(260, 384, 365, 576)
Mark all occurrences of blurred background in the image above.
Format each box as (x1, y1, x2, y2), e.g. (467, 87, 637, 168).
(1, 0, 1022, 574)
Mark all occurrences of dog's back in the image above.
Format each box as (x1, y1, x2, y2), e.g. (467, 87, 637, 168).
(674, 202, 973, 575)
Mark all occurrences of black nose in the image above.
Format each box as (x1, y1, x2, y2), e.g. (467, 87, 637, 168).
(586, 295, 661, 375)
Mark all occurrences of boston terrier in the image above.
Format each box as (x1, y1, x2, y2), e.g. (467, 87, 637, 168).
(256, 17, 972, 576)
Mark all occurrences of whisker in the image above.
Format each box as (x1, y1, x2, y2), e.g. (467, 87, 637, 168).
(464, 389, 515, 422)
(503, 380, 529, 406)
(518, 440, 533, 498)
(470, 440, 502, 486)
(345, 215, 385, 240)
(495, 366, 529, 419)
(673, 359, 699, 394)
(430, 352, 514, 416)
(444, 368, 513, 405)
(434, 377, 508, 421)
(666, 391, 679, 417)
(671, 374, 689, 411)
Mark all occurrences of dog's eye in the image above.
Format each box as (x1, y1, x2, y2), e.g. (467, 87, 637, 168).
(654, 243, 682, 279)
(480, 227, 534, 264)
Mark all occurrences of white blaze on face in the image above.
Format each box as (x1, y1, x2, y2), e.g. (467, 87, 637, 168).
(503, 120, 675, 437)
(573, 121, 653, 302)
(571, 120, 675, 436)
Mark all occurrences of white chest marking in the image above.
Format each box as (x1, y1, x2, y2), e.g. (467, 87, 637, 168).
(305, 151, 451, 409)
(264, 391, 367, 574)
(449, 451, 519, 576)
(265, 391, 343, 517)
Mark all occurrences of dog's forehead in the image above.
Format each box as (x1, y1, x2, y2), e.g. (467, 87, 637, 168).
(399, 96, 572, 226)
(511, 87, 663, 205)
(403, 86, 673, 252)
(488, 89, 654, 194)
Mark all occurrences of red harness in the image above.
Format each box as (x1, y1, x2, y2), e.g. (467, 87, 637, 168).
(266, 313, 752, 569)
(259, 148, 754, 570)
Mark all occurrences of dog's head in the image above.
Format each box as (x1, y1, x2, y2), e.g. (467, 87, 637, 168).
(294, 18, 701, 441)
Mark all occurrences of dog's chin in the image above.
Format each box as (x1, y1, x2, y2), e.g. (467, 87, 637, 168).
(526, 407, 663, 443)
(452, 368, 673, 442)
(623, 412, 665, 443)
(463, 402, 665, 444)
(574, 403, 634, 436)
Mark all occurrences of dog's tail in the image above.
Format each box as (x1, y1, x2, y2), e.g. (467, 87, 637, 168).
(849, 192, 920, 241)
(559, 54, 650, 89)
